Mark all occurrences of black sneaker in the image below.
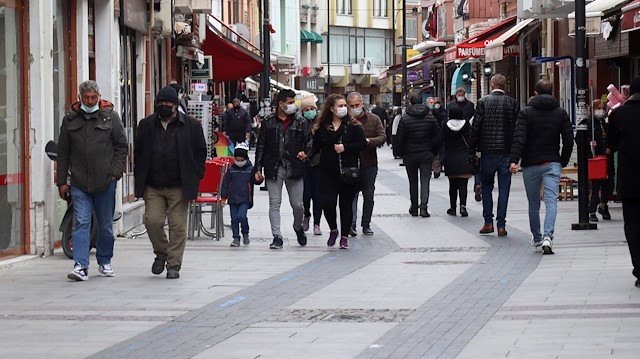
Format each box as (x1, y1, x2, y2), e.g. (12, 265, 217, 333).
(420, 208, 430, 217)
(295, 229, 307, 246)
(230, 238, 241, 247)
(166, 266, 180, 279)
(598, 204, 611, 220)
(589, 213, 599, 222)
(151, 258, 166, 275)
(269, 236, 283, 249)
(460, 205, 468, 217)
(446, 208, 456, 216)
(349, 227, 358, 237)
(409, 206, 418, 217)
(362, 226, 374, 235)
(635, 279, 640, 288)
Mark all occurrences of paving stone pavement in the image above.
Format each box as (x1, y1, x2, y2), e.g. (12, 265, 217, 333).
(1, 146, 640, 359)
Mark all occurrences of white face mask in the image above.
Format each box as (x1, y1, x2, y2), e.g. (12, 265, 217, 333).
(351, 107, 363, 117)
(594, 110, 606, 118)
(283, 103, 297, 115)
(457, 96, 466, 102)
(335, 106, 348, 118)
(235, 160, 247, 167)
(435, 104, 441, 110)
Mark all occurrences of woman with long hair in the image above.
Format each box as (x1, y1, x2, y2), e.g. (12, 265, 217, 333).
(311, 94, 367, 249)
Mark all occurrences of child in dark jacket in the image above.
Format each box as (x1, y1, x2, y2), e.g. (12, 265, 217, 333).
(220, 143, 259, 247)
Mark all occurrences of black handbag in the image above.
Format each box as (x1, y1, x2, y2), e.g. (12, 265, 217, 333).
(461, 134, 479, 175)
(338, 133, 361, 184)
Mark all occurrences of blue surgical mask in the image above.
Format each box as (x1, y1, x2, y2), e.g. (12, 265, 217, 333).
(81, 103, 100, 114)
(303, 110, 317, 120)
(428, 105, 435, 110)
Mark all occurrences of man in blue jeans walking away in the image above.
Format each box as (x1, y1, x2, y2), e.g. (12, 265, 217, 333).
(509, 79, 573, 254)
(469, 74, 520, 236)
(57, 80, 128, 281)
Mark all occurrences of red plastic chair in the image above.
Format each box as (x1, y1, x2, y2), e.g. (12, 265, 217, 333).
(187, 159, 227, 240)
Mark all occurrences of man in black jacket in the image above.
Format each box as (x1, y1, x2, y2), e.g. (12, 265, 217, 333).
(607, 76, 640, 288)
(395, 94, 441, 217)
(509, 79, 573, 255)
(470, 74, 520, 236)
(134, 86, 207, 279)
(223, 98, 251, 146)
(448, 87, 475, 121)
(254, 89, 313, 249)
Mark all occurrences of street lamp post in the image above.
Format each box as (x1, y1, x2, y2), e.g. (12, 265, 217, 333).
(261, 0, 271, 116)
(402, 0, 407, 110)
(572, 0, 596, 230)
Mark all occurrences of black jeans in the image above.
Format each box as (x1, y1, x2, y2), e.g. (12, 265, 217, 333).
(323, 184, 358, 237)
(623, 200, 640, 280)
(448, 177, 469, 208)
(352, 165, 378, 228)
(403, 153, 433, 211)
(303, 166, 323, 226)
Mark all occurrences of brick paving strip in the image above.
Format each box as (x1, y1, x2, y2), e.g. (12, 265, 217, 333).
(90, 169, 542, 359)
(354, 170, 543, 358)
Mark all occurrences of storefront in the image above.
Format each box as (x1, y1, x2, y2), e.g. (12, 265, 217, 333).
(0, 0, 28, 256)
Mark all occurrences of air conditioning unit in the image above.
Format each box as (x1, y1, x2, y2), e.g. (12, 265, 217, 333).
(351, 58, 375, 75)
(300, 14, 308, 23)
(310, 15, 317, 24)
(175, 0, 193, 14)
(155, 0, 174, 37)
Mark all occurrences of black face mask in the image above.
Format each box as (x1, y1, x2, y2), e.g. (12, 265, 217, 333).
(157, 105, 175, 119)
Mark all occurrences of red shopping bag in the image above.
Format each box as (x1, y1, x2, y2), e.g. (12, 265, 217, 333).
(588, 155, 608, 181)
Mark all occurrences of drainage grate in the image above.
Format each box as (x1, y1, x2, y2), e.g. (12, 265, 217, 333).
(372, 213, 414, 218)
(397, 247, 489, 253)
(265, 309, 414, 323)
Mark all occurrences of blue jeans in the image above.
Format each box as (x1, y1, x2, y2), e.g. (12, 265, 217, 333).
(70, 180, 116, 268)
(229, 203, 250, 239)
(479, 153, 512, 228)
(522, 162, 561, 241)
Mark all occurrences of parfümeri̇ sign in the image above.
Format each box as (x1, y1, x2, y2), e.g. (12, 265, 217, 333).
(445, 34, 519, 63)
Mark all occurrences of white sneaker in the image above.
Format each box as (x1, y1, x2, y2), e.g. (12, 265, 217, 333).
(313, 224, 322, 235)
(98, 264, 114, 277)
(541, 236, 554, 255)
(68, 263, 88, 281)
(531, 237, 542, 248)
(303, 216, 310, 232)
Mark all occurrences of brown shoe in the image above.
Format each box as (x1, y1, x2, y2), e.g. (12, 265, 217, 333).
(479, 224, 494, 234)
(497, 228, 508, 236)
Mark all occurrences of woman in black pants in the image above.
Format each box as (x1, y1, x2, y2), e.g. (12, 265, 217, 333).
(442, 106, 476, 216)
(311, 94, 367, 249)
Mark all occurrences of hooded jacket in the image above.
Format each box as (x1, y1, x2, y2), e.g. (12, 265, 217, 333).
(469, 90, 520, 154)
(220, 159, 257, 207)
(57, 100, 128, 193)
(509, 94, 574, 167)
(394, 104, 441, 159)
(442, 119, 476, 176)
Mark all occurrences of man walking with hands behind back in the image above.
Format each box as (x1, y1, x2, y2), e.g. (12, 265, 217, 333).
(509, 79, 573, 254)
(134, 86, 207, 279)
(254, 89, 313, 249)
(58, 80, 128, 281)
(469, 74, 520, 236)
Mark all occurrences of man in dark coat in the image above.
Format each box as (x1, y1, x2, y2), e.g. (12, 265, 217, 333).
(395, 94, 441, 217)
(607, 76, 640, 288)
(254, 89, 313, 249)
(371, 101, 389, 127)
(509, 79, 573, 255)
(223, 98, 251, 146)
(134, 86, 207, 279)
(448, 87, 475, 121)
(469, 74, 520, 237)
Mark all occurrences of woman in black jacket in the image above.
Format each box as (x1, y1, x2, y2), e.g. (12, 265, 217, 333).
(442, 106, 476, 217)
(311, 94, 367, 249)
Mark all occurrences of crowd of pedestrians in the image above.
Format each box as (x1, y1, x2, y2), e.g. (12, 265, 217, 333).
(57, 75, 640, 288)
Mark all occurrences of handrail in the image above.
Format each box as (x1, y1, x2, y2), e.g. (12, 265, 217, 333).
(207, 14, 262, 55)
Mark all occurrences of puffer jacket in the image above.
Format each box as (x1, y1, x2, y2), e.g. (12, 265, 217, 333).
(254, 111, 313, 180)
(57, 100, 128, 193)
(509, 94, 574, 167)
(220, 160, 257, 208)
(394, 104, 441, 159)
(469, 90, 520, 154)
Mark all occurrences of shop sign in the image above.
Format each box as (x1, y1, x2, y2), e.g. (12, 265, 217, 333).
(345, 85, 356, 92)
(122, 0, 148, 35)
(407, 71, 419, 82)
(190, 56, 212, 79)
(299, 77, 325, 93)
(190, 82, 208, 92)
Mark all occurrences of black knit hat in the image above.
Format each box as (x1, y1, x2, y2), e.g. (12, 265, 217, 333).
(448, 106, 463, 120)
(156, 86, 179, 104)
(630, 77, 640, 95)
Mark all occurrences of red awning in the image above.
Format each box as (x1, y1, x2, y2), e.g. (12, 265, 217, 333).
(202, 28, 263, 82)
(622, 0, 640, 33)
(444, 17, 517, 63)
